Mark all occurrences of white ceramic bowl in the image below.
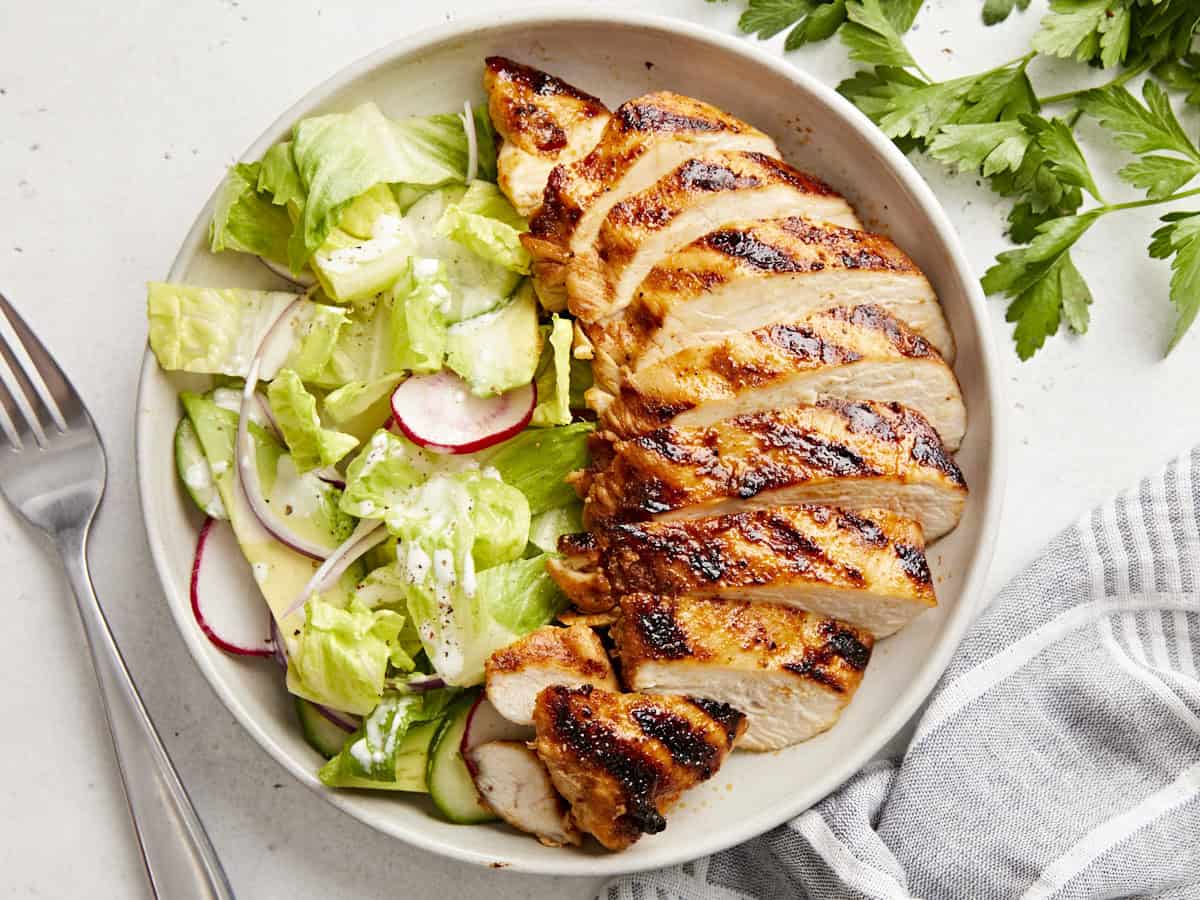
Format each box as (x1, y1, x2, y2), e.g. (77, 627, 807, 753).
(136, 9, 1005, 876)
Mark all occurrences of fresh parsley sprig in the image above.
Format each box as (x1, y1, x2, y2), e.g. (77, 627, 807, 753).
(709, 0, 1200, 358)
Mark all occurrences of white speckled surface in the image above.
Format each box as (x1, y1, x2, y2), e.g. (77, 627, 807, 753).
(2, 1, 1198, 896)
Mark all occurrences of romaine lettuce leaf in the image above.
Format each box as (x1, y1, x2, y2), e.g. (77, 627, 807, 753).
(290, 104, 485, 270)
(209, 162, 293, 265)
(288, 596, 411, 715)
(531, 315, 573, 427)
(266, 369, 359, 472)
(321, 375, 402, 443)
(310, 185, 415, 303)
(339, 429, 440, 518)
(435, 181, 531, 274)
(463, 475, 530, 569)
(473, 422, 593, 515)
(318, 688, 456, 785)
(390, 260, 450, 374)
(309, 294, 394, 388)
(258, 141, 306, 214)
(147, 284, 346, 380)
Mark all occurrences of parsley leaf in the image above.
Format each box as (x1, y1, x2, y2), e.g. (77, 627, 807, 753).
(785, 0, 847, 49)
(929, 121, 1031, 176)
(1032, 0, 1130, 69)
(1120, 155, 1200, 200)
(1154, 53, 1200, 107)
(841, 0, 919, 69)
(737, 0, 817, 40)
(983, 0, 1031, 26)
(1080, 81, 1200, 159)
(1148, 211, 1200, 350)
(982, 213, 1101, 358)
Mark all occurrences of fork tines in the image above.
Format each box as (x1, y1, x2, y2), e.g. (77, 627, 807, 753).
(0, 292, 73, 450)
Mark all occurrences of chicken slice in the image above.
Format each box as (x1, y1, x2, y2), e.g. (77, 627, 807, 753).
(533, 685, 746, 850)
(483, 57, 611, 217)
(593, 304, 967, 451)
(583, 399, 967, 541)
(573, 151, 861, 322)
(550, 506, 935, 637)
(612, 594, 874, 751)
(523, 92, 780, 314)
(466, 741, 582, 846)
(584, 217, 954, 396)
(485, 624, 619, 726)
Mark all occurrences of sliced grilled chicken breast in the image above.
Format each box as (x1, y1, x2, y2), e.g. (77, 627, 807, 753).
(533, 685, 746, 850)
(612, 594, 873, 750)
(466, 741, 582, 846)
(548, 506, 935, 637)
(573, 151, 861, 321)
(483, 57, 610, 217)
(486, 624, 619, 726)
(523, 92, 780, 314)
(584, 399, 967, 540)
(585, 217, 954, 394)
(593, 304, 967, 451)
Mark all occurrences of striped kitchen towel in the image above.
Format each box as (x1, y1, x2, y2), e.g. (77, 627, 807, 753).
(600, 449, 1200, 899)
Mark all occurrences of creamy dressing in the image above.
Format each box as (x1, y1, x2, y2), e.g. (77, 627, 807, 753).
(317, 215, 410, 274)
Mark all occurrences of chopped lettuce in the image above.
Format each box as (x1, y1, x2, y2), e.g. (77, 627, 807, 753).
(266, 369, 358, 472)
(288, 596, 413, 715)
(462, 475, 530, 569)
(445, 281, 541, 396)
(258, 141, 306, 214)
(318, 689, 456, 785)
(321, 375, 402, 443)
(310, 295, 394, 387)
(390, 260, 450, 374)
(528, 503, 583, 554)
(291, 104, 485, 270)
(340, 429, 441, 518)
(147, 284, 347, 380)
(435, 181, 531, 274)
(209, 162, 293, 265)
(473, 421, 593, 515)
(311, 185, 415, 303)
(531, 315, 573, 426)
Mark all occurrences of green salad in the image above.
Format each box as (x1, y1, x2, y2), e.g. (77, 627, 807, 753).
(148, 99, 591, 820)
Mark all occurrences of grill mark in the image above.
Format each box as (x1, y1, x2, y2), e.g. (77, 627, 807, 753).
(739, 513, 845, 578)
(609, 521, 730, 585)
(630, 600, 691, 659)
(676, 158, 759, 193)
(777, 217, 912, 271)
(823, 398, 901, 442)
(783, 653, 846, 691)
(701, 229, 816, 273)
(907, 413, 966, 485)
(895, 543, 933, 586)
(746, 153, 839, 196)
(616, 101, 729, 134)
(762, 322, 861, 365)
(486, 57, 606, 106)
(825, 627, 872, 671)
(631, 704, 721, 777)
(683, 696, 745, 748)
(741, 417, 877, 478)
(528, 167, 582, 241)
(543, 687, 668, 838)
(839, 305, 935, 358)
(837, 510, 887, 546)
(559, 531, 597, 554)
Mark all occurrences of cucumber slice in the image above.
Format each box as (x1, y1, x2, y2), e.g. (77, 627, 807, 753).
(296, 699, 352, 759)
(316, 720, 439, 792)
(175, 417, 227, 519)
(427, 692, 497, 824)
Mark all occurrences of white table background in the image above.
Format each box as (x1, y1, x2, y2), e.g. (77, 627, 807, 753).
(3, 0, 1198, 896)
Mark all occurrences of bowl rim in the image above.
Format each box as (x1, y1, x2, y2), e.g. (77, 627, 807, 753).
(135, 6, 1007, 877)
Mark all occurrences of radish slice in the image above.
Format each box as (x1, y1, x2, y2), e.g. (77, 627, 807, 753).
(460, 693, 534, 778)
(391, 371, 535, 455)
(191, 518, 274, 657)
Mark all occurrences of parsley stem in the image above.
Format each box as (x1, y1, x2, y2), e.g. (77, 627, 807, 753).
(1099, 186, 1200, 214)
(1037, 60, 1153, 106)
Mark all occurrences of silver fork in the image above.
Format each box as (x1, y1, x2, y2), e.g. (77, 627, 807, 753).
(0, 293, 234, 899)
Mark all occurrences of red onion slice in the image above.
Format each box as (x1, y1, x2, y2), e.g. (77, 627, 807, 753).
(259, 256, 316, 288)
(315, 704, 360, 732)
(282, 518, 390, 618)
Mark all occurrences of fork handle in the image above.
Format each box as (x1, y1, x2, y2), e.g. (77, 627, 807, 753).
(59, 531, 235, 900)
